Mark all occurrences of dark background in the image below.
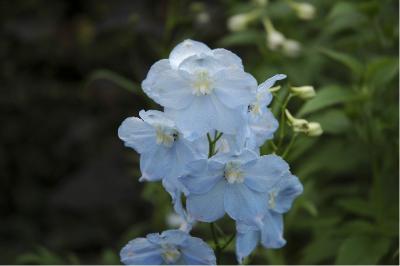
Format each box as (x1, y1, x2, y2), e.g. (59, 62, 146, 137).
(0, 0, 398, 264)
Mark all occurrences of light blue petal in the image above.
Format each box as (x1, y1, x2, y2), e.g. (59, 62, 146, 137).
(236, 226, 259, 264)
(142, 59, 194, 109)
(271, 174, 303, 213)
(212, 48, 244, 70)
(139, 109, 176, 128)
(180, 159, 224, 195)
(249, 108, 279, 147)
(118, 117, 156, 154)
(120, 238, 163, 265)
(260, 211, 286, 249)
(139, 145, 172, 181)
(178, 54, 224, 75)
(213, 69, 257, 108)
(169, 39, 211, 69)
(187, 179, 226, 222)
(167, 96, 215, 139)
(210, 96, 248, 134)
(224, 183, 267, 221)
(181, 236, 217, 265)
(258, 74, 286, 92)
(243, 154, 289, 193)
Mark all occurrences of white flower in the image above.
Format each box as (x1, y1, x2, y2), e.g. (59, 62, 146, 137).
(227, 11, 260, 32)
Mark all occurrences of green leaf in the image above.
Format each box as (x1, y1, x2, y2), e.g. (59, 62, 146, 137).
(297, 85, 355, 116)
(336, 198, 374, 217)
(365, 57, 399, 89)
(319, 48, 364, 77)
(101, 249, 120, 265)
(335, 235, 391, 264)
(309, 109, 351, 134)
(85, 69, 143, 96)
(218, 30, 264, 47)
(324, 2, 367, 36)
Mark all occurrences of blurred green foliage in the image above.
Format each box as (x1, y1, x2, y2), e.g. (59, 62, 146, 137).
(2, 0, 398, 265)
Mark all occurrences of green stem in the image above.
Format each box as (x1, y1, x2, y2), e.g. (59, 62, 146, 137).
(220, 233, 235, 250)
(282, 133, 298, 159)
(277, 94, 292, 149)
(210, 223, 221, 264)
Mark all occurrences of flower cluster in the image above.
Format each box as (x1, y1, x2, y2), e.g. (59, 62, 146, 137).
(118, 39, 303, 265)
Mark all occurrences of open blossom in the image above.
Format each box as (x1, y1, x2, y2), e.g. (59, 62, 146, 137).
(142, 39, 258, 139)
(180, 150, 292, 222)
(235, 173, 303, 263)
(245, 74, 286, 149)
(118, 109, 202, 197)
(120, 230, 216, 265)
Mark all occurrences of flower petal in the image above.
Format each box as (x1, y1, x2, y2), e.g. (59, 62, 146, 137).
(270, 174, 303, 213)
(260, 210, 286, 249)
(118, 117, 155, 154)
(187, 179, 226, 222)
(213, 68, 257, 108)
(120, 238, 163, 265)
(181, 236, 217, 265)
(212, 48, 244, 70)
(180, 159, 224, 195)
(169, 39, 211, 69)
(236, 226, 259, 264)
(243, 154, 289, 193)
(142, 59, 194, 109)
(224, 183, 267, 221)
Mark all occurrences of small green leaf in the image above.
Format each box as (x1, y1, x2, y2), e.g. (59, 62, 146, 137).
(365, 57, 399, 89)
(336, 198, 374, 218)
(309, 109, 351, 134)
(335, 235, 391, 264)
(86, 69, 142, 95)
(298, 85, 355, 116)
(319, 48, 364, 77)
(218, 30, 264, 47)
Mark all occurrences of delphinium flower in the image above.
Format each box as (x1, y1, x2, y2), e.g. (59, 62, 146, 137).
(118, 109, 203, 205)
(180, 150, 293, 222)
(235, 173, 303, 263)
(120, 230, 216, 265)
(118, 39, 306, 265)
(142, 39, 258, 139)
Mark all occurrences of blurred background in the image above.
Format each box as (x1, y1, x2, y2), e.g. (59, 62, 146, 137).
(0, 0, 398, 264)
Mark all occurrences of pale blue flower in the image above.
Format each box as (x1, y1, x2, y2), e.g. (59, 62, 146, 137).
(180, 150, 291, 222)
(244, 74, 286, 149)
(142, 39, 258, 139)
(120, 230, 216, 265)
(118, 109, 203, 204)
(235, 172, 303, 263)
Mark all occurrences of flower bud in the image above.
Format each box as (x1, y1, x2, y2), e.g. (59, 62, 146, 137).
(290, 2, 316, 20)
(306, 122, 323, 137)
(285, 109, 308, 132)
(282, 39, 301, 57)
(290, 85, 316, 99)
(269, 85, 281, 93)
(263, 18, 286, 50)
(227, 11, 259, 32)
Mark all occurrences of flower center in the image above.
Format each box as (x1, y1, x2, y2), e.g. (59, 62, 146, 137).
(248, 103, 262, 116)
(268, 191, 277, 209)
(155, 126, 179, 147)
(224, 161, 244, 184)
(192, 70, 213, 96)
(161, 245, 181, 264)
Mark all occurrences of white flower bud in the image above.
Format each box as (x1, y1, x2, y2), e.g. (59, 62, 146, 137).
(285, 109, 308, 132)
(269, 85, 281, 93)
(306, 122, 323, 136)
(282, 39, 301, 57)
(291, 2, 316, 20)
(263, 18, 286, 50)
(227, 11, 260, 32)
(290, 85, 316, 99)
